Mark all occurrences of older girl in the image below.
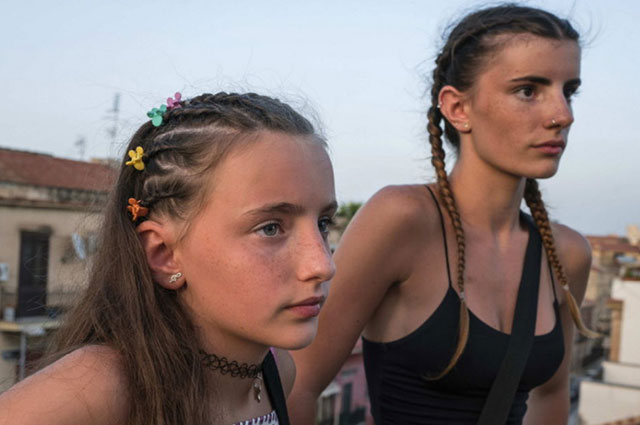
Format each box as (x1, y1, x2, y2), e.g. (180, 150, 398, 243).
(290, 5, 595, 424)
(0, 92, 337, 425)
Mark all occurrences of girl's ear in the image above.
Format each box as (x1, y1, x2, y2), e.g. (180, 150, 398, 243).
(438, 85, 472, 133)
(136, 220, 185, 290)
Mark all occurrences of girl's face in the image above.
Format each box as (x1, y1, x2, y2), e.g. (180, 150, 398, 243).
(461, 35, 581, 179)
(174, 131, 336, 354)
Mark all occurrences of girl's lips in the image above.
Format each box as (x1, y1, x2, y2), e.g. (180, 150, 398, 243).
(535, 145, 564, 155)
(286, 296, 325, 319)
(534, 140, 565, 155)
(286, 303, 322, 319)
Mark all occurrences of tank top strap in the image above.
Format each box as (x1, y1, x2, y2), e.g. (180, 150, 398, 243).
(425, 185, 454, 289)
(262, 350, 290, 425)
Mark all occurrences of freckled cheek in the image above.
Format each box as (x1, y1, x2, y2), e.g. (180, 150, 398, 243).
(477, 102, 530, 152)
(227, 244, 295, 293)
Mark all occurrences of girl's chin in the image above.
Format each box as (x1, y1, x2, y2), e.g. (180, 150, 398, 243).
(523, 162, 561, 180)
(528, 169, 560, 180)
(266, 328, 317, 351)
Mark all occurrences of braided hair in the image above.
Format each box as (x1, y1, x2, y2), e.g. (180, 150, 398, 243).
(425, 4, 595, 380)
(48, 92, 323, 425)
(125, 92, 321, 225)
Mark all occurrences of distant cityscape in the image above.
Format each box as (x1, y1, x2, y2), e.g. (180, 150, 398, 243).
(0, 146, 638, 425)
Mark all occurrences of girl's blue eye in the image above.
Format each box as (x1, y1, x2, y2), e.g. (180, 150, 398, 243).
(259, 223, 280, 237)
(318, 217, 334, 235)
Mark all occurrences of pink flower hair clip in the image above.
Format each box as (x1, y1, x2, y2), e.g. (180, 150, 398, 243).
(167, 92, 182, 110)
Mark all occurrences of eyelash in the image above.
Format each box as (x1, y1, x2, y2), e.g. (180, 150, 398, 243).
(564, 86, 580, 101)
(256, 222, 282, 237)
(318, 217, 335, 237)
(515, 85, 536, 99)
(255, 217, 336, 238)
(514, 85, 581, 103)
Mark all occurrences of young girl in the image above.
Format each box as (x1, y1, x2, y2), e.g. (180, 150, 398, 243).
(290, 5, 595, 425)
(0, 92, 337, 425)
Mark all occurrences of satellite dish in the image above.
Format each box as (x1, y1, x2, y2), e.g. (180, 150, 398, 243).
(71, 233, 86, 260)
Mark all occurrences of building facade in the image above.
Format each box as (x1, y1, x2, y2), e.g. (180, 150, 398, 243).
(578, 270, 640, 424)
(316, 339, 372, 425)
(0, 148, 114, 391)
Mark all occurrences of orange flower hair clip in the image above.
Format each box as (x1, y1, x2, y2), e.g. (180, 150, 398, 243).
(127, 198, 149, 221)
(126, 146, 145, 171)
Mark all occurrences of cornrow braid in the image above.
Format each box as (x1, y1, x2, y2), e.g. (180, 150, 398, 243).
(524, 179, 599, 338)
(424, 4, 588, 379)
(123, 92, 320, 224)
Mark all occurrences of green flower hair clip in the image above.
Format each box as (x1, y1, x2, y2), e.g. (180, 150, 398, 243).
(147, 104, 168, 127)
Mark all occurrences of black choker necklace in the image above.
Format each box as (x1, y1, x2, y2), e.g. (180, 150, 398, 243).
(199, 350, 264, 402)
(199, 350, 262, 378)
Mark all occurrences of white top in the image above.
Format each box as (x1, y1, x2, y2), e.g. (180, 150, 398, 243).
(231, 410, 278, 425)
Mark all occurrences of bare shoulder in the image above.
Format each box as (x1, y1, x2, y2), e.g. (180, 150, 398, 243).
(271, 348, 295, 396)
(551, 222, 592, 296)
(364, 184, 438, 223)
(0, 345, 128, 425)
(339, 184, 441, 282)
(348, 184, 441, 243)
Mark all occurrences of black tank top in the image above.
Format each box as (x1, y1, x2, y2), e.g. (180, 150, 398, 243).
(262, 350, 290, 424)
(362, 187, 564, 425)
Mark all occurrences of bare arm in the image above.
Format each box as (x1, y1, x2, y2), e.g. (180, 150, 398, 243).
(524, 225, 591, 425)
(288, 186, 424, 424)
(0, 345, 128, 425)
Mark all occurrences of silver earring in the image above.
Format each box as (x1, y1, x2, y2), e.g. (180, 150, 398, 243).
(551, 119, 557, 126)
(169, 272, 182, 284)
(437, 102, 442, 109)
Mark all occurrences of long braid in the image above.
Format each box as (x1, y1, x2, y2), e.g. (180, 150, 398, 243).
(524, 179, 599, 338)
(425, 56, 470, 380)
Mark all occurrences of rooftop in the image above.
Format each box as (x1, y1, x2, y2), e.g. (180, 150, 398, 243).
(587, 235, 630, 245)
(0, 147, 116, 192)
(587, 235, 640, 255)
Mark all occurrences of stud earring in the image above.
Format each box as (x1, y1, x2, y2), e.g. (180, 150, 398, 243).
(169, 272, 182, 284)
(463, 122, 469, 129)
(551, 119, 557, 126)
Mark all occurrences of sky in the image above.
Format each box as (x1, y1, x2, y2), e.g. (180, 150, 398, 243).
(1, 0, 638, 236)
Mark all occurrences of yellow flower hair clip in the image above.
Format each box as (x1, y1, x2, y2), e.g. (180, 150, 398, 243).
(125, 146, 145, 171)
(127, 198, 149, 221)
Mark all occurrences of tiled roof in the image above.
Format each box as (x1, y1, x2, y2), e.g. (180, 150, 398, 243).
(587, 235, 629, 245)
(595, 415, 640, 425)
(595, 243, 640, 255)
(588, 235, 640, 255)
(0, 147, 116, 192)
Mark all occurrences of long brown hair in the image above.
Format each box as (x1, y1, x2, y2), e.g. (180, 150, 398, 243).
(426, 4, 597, 379)
(47, 92, 323, 425)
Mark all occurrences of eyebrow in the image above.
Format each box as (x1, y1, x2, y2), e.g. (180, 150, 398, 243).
(510, 75, 581, 86)
(243, 200, 338, 218)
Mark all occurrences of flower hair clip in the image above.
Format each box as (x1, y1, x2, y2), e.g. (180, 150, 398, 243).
(127, 198, 149, 221)
(125, 146, 145, 171)
(146, 92, 182, 127)
(167, 92, 182, 110)
(147, 104, 168, 127)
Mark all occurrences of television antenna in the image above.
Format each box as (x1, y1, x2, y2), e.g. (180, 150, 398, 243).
(106, 93, 120, 146)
